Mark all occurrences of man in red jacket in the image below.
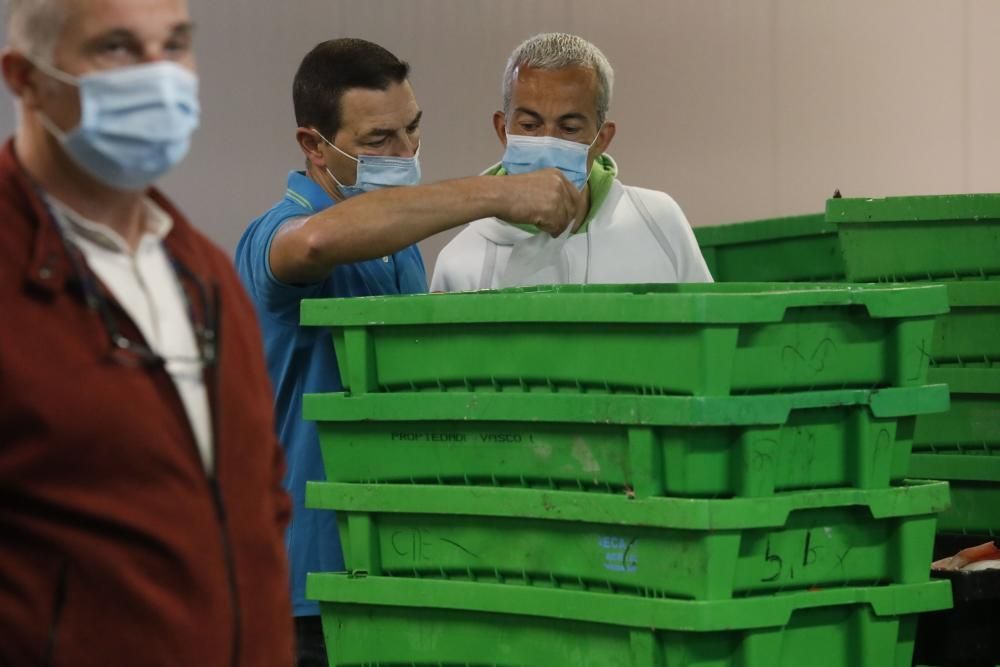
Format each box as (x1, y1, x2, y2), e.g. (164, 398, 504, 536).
(0, 0, 294, 665)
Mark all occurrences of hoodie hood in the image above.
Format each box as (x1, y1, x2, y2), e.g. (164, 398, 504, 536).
(470, 154, 619, 246)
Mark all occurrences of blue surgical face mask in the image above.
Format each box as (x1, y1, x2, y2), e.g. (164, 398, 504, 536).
(315, 130, 422, 199)
(501, 129, 602, 190)
(32, 59, 200, 192)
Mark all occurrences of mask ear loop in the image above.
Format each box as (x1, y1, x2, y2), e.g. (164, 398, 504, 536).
(313, 129, 360, 191)
(582, 122, 606, 282)
(313, 129, 359, 164)
(28, 56, 80, 87)
(582, 123, 607, 188)
(581, 131, 602, 282)
(26, 57, 81, 142)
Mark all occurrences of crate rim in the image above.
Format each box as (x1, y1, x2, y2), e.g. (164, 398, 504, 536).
(305, 479, 950, 531)
(300, 282, 949, 327)
(307, 574, 953, 632)
(303, 384, 950, 425)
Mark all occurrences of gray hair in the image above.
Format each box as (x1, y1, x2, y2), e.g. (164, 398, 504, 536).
(5, 0, 70, 60)
(502, 32, 614, 126)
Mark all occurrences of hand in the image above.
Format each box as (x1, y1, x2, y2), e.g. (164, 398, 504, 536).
(932, 554, 971, 571)
(499, 169, 586, 237)
(931, 541, 1000, 571)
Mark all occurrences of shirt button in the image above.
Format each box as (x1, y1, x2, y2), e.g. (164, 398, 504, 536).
(38, 254, 57, 280)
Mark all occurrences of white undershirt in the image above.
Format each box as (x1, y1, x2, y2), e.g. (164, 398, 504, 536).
(47, 195, 214, 472)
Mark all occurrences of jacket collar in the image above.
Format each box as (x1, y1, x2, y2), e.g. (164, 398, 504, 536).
(1, 139, 202, 297)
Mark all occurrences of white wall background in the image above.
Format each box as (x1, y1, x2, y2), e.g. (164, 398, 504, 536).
(3, 0, 999, 276)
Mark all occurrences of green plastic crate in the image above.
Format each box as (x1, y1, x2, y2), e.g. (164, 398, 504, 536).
(308, 481, 947, 601)
(300, 283, 947, 397)
(308, 575, 951, 667)
(828, 194, 1000, 282)
(908, 452, 1000, 535)
(694, 214, 845, 282)
(307, 386, 949, 498)
(909, 369, 999, 536)
(930, 280, 1000, 366)
(910, 370, 1000, 536)
(932, 481, 1000, 536)
(909, 450, 1000, 483)
(914, 368, 1000, 453)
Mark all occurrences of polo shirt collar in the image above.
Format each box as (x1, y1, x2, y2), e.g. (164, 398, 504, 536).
(284, 170, 334, 213)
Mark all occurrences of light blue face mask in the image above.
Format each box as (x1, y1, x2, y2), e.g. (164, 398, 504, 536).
(33, 59, 200, 192)
(501, 130, 601, 190)
(315, 130, 422, 199)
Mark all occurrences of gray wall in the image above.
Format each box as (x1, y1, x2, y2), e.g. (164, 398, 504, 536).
(4, 0, 999, 277)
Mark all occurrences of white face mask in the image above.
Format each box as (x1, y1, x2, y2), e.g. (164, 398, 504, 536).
(501, 127, 603, 190)
(314, 130, 421, 199)
(31, 58, 200, 191)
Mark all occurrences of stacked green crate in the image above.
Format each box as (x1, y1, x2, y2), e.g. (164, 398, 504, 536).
(909, 367, 1000, 537)
(314, 282, 944, 397)
(694, 214, 843, 283)
(696, 195, 1000, 537)
(308, 576, 950, 667)
(827, 194, 1000, 283)
(301, 283, 952, 666)
(829, 195, 1000, 539)
(306, 388, 945, 497)
(308, 480, 948, 599)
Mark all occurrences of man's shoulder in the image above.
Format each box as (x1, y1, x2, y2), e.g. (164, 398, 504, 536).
(0, 179, 35, 257)
(604, 181, 688, 230)
(616, 182, 683, 212)
(237, 198, 308, 256)
(0, 143, 41, 270)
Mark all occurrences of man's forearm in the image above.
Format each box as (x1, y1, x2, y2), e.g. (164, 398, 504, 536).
(269, 168, 576, 285)
(302, 176, 505, 266)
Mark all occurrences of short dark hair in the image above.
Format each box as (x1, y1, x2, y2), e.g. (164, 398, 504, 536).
(292, 38, 410, 139)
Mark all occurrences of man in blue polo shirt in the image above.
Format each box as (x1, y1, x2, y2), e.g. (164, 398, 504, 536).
(235, 38, 583, 667)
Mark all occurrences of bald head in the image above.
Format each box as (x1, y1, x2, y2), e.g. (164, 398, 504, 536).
(6, 0, 71, 60)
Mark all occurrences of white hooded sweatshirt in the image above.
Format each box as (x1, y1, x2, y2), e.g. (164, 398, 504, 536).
(430, 157, 713, 291)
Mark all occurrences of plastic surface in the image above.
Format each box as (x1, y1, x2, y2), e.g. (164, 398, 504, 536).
(300, 283, 947, 397)
(828, 194, 1000, 282)
(913, 368, 1000, 456)
(307, 386, 949, 497)
(909, 454, 999, 536)
(909, 374, 1000, 535)
(693, 214, 845, 282)
(307, 481, 948, 601)
(930, 280, 1000, 366)
(909, 450, 999, 533)
(908, 371, 1000, 536)
(308, 575, 951, 667)
(909, 451, 1000, 482)
(932, 482, 1000, 536)
(913, 392, 1000, 455)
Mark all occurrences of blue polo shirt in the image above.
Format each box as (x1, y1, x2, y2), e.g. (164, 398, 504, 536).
(235, 171, 426, 616)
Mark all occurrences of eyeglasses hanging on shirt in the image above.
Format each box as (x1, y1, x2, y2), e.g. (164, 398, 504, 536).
(62, 234, 220, 371)
(44, 201, 220, 372)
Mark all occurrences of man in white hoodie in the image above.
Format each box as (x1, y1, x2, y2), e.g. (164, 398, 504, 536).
(431, 33, 713, 291)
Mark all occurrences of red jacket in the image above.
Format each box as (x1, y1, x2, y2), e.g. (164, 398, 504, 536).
(0, 140, 294, 667)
